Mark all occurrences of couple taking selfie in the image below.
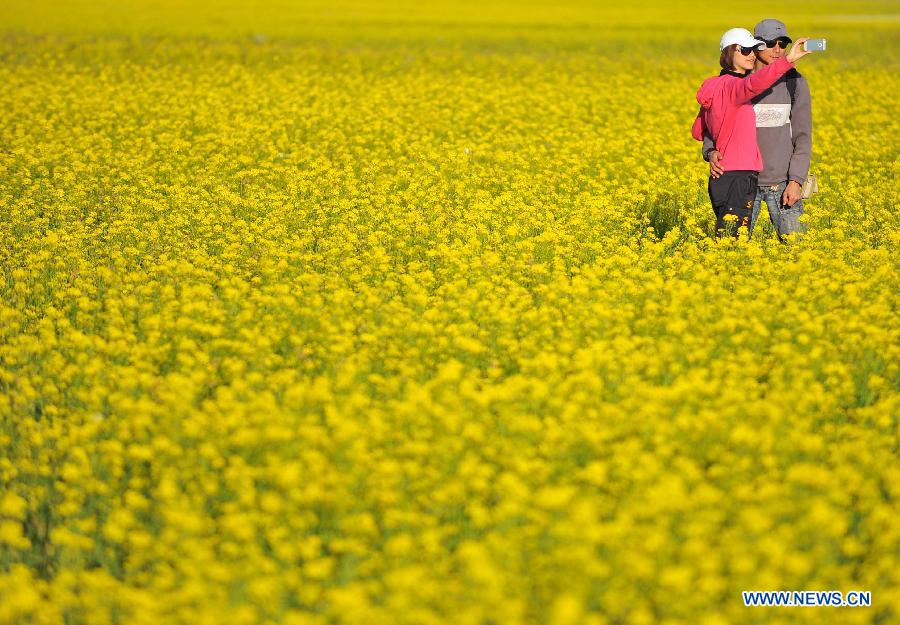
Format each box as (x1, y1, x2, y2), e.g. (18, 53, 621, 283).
(692, 19, 817, 240)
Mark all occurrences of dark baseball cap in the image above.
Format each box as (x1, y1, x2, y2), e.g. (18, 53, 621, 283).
(755, 19, 792, 42)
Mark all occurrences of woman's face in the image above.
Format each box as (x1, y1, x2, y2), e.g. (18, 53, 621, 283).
(733, 45, 757, 72)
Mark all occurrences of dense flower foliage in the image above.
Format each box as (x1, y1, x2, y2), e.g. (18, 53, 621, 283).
(1, 1, 898, 623)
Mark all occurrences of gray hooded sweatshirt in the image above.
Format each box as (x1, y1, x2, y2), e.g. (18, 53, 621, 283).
(703, 68, 811, 186)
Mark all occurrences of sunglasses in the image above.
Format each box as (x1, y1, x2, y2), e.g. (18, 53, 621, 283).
(763, 37, 792, 49)
(738, 45, 760, 56)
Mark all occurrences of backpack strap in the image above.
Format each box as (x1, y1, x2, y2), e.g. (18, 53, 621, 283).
(784, 68, 801, 139)
(785, 68, 801, 106)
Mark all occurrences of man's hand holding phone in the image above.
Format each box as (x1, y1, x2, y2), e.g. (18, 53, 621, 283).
(787, 38, 815, 63)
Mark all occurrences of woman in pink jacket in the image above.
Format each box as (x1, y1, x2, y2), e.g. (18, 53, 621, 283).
(692, 28, 812, 237)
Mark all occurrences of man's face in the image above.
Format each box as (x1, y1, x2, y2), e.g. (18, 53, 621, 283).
(757, 38, 789, 64)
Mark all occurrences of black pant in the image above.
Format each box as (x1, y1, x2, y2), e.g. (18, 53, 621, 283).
(708, 171, 758, 238)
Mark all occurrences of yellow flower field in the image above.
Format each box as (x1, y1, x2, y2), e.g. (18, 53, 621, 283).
(1, 1, 898, 623)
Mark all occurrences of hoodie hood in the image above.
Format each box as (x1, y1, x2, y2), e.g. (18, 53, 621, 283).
(696, 75, 723, 108)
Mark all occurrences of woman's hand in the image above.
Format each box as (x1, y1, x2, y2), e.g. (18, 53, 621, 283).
(787, 38, 813, 63)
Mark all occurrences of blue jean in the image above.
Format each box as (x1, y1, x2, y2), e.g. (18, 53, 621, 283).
(749, 181, 807, 240)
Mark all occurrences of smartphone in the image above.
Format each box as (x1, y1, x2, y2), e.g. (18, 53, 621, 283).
(804, 38, 826, 52)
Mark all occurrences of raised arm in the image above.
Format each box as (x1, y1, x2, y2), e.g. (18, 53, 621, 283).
(726, 38, 812, 104)
(725, 56, 794, 104)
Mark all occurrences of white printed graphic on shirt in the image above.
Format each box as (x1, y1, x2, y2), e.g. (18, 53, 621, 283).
(754, 103, 792, 128)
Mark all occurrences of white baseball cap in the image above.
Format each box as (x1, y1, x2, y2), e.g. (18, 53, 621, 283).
(720, 27, 766, 52)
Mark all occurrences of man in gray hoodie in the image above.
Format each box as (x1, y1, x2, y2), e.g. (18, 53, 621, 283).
(704, 18, 812, 240)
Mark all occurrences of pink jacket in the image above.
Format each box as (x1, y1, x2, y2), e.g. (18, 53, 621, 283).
(692, 56, 795, 172)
